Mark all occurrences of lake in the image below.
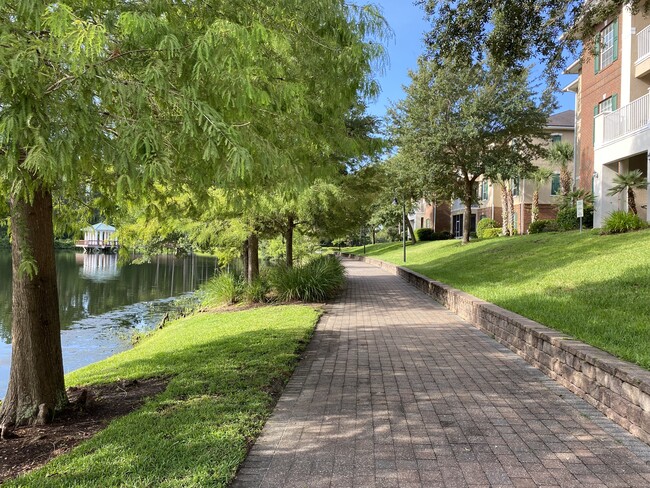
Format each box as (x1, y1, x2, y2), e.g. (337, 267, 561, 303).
(0, 251, 219, 399)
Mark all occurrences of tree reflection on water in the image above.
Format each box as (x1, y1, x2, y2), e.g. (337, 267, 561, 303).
(0, 251, 218, 398)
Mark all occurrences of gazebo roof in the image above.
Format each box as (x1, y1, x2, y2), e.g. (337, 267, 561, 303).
(84, 222, 116, 232)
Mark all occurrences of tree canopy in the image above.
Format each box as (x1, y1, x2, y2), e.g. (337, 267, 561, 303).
(0, 0, 388, 427)
(416, 0, 648, 100)
(389, 57, 549, 243)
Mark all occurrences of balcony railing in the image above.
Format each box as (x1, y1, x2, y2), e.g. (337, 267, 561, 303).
(600, 92, 650, 144)
(639, 25, 650, 62)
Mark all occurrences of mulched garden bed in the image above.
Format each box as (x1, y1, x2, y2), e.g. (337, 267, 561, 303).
(0, 377, 168, 483)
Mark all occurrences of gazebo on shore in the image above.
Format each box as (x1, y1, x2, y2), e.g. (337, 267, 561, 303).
(75, 223, 119, 253)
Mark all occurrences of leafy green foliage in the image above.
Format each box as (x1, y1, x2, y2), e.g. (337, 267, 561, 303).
(604, 211, 649, 234)
(476, 218, 499, 238)
(243, 277, 271, 304)
(529, 219, 559, 234)
(415, 0, 635, 103)
(269, 256, 345, 302)
(200, 272, 244, 307)
(606, 170, 649, 215)
(480, 228, 502, 239)
(6, 306, 320, 487)
(389, 57, 549, 243)
(415, 230, 454, 241)
(414, 228, 455, 242)
(415, 228, 435, 241)
(556, 206, 594, 231)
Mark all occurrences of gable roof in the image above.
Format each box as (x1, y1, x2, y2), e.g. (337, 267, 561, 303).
(84, 222, 116, 232)
(547, 110, 575, 129)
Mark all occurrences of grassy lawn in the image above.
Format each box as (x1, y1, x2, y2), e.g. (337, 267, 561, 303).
(7, 305, 320, 487)
(346, 230, 650, 370)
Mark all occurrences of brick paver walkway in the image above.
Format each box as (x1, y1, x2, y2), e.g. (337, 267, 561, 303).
(233, 259, 650, 487)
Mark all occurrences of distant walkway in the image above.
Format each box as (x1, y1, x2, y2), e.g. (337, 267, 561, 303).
(233, 259, 650, 487)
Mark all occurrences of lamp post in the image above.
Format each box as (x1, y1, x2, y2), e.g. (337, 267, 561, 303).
(392, 198, 406, 263)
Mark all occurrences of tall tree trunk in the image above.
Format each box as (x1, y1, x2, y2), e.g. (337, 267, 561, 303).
(371, 228, 376, 245)
(463, 196, 472, 245)
(506, 180, 515, 236)
(0, 185, 66, 429)
(241, 238, 249, 279)
(405, 216, 416, 244)
(560, 167, 572, 197)
(500, 183, 509, 235)
(628, 187, 638, 214)
(247, 233, 259, 283)
(531, 190, 540, 224)
(462, 179, 474, 244)
(285, 216, 294, 268)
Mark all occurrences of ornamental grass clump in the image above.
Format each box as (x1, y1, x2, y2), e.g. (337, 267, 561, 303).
(270, 256, 345, 302)
(200, 272, 244, 307)
(604, 211, 649, 234)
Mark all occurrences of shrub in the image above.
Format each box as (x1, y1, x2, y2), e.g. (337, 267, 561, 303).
(200, 272, 244, 307)
(243, 276, 270, 303)
(415, 228, 435, 241)
(270, 255, 345, 302)
(437, 231, 454, 240)
(529, 219, 559, 234)
(604, 211, 649, 234)
(476, 218, 498, 238)
(481, 228, 501, 239)
(556, 205, 594, 231)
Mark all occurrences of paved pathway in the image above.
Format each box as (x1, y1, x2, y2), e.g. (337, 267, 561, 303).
(233, 259, 650, 487)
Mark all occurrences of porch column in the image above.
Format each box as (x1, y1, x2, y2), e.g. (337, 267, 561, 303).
(647, 152, 650, 223)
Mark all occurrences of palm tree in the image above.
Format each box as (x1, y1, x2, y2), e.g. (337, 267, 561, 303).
(548, 141, 574, 197)
(531, 168, 553, 224)
(607, 170, 649, 215)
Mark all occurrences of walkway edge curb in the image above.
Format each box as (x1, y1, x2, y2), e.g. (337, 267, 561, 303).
(339, 252, 650, 446)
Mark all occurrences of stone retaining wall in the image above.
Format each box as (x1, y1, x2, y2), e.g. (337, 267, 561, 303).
(340, 252, 650, 445)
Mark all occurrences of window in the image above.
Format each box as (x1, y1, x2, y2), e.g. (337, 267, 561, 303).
(479, 180, 489, 201)
(599, 96, 615, 114)
(595, 20, 618, 73)
(551, 173, 561, 196)
(593, 95, 618, 146)
(425, 218, 431, 228)
(511, 177, 520, 197)
(551, 134, 562, 144)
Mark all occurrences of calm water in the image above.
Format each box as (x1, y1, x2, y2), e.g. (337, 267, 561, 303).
(0, 251, 219, 399)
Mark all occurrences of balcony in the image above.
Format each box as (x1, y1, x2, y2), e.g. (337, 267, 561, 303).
(636, 25, 650, 77)
(595, 92, 650, 146)
(594, 93, 650, 165)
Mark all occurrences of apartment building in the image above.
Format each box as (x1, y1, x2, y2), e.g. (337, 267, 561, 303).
(449, 111, 575, 237)
(410, 199, 451, 233)
(565, 7, 650, 226)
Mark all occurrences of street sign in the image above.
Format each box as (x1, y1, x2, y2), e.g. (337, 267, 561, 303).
(576, 199, 584, 218)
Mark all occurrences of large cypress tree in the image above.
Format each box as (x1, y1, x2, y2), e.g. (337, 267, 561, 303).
(0, 0, 386, 428)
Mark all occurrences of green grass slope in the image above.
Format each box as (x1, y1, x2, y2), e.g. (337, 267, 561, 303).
(347, 230, 650, 369)
(8, 305, 320, 488)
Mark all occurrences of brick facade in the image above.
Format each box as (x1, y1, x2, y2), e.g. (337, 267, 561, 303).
(577, 16, 622, 192)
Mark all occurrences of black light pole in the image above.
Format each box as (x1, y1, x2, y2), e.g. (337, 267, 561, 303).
(402, 200, 406, 263)
(392, 197, 406, 263)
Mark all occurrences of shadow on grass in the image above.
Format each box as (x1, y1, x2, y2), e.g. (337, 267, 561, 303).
(7, 312, 316, 488)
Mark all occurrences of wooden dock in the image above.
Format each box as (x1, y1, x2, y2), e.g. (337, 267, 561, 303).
(75, 240, 120, 254)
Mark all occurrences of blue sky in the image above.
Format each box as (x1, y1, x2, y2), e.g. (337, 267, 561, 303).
(366, 1, 577, 119)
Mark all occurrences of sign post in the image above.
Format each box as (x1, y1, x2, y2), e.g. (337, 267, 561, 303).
(577, 199, 584, 233)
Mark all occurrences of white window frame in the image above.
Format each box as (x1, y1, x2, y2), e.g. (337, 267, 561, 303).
(600, 22, 616, 69)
